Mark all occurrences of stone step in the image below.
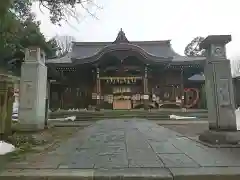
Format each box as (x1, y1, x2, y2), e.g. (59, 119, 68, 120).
(74, 115, 207, 121)
(48, 120, 209, 127)
(74, 118, 207, 121)
(49, 110, 208, 122)
(0, 168, 171, 180)
(80, 114, 207, 117)
(54, 110, 207, 113)
(50, 110, 207, 115)
(49, 111, 207, 118)
(73, 114, 207, 118)
(51, 116, 208, 120)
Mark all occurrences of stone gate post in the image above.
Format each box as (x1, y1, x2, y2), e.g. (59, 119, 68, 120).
(18, 47, 48, 131)
(199, 35, 240, 145)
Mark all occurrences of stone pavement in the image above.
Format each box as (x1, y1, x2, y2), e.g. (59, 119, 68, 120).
(2, 119, 240, 179)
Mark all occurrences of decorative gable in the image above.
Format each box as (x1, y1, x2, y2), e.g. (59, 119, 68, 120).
(113, 28, 129, 44)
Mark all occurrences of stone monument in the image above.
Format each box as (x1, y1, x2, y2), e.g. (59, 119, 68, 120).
(18, 47, 47, 131)
(199, 35, 240, 145)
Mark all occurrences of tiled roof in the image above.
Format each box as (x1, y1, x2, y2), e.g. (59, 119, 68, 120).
(46, 29, 206, 65)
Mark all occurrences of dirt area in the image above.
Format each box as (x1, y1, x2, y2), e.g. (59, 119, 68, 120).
(162, 123, 209, 137)
(3, 127, 82, 163)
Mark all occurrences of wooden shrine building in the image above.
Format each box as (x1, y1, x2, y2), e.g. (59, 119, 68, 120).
(46, 29, 206, 110)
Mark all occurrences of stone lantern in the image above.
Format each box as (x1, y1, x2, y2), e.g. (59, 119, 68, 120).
(17, 47, 47, 131)
(199, 35, 240, 145)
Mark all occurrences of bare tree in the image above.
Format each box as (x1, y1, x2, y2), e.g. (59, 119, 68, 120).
(184, 36, 205, 57)
(53, 35, 76, 56)
(38, 0, 102, 25)
(2, 0, 102, 25)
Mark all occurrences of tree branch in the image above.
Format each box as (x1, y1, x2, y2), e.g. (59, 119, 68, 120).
(38, 0, 101, 25)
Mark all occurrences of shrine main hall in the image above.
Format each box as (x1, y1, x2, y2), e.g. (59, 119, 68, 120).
(46, 29, 206, 110)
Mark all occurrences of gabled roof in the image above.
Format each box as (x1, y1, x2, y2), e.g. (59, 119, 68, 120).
(46, 29, 206, 65)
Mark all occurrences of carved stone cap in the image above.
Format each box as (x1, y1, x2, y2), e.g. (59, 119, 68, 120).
(200, 35, 232, 50)
(27, 46, 41, 54)
(25, 47, 45, 64)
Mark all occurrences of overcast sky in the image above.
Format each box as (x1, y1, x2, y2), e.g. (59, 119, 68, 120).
(32, 0, 240, 59)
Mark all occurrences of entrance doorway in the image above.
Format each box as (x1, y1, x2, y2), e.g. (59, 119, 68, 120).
(113, 99, 131, 109)
(112, 86, 132, 110)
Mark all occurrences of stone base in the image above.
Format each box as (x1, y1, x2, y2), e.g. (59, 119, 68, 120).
(13, 123, 45, 132)
(199, 130, 240, 145)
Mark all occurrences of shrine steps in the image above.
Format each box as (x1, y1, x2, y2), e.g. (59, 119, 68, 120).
(49, 109, 208, 121)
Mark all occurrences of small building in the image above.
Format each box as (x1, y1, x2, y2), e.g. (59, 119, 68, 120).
(46, 29, 206, 110)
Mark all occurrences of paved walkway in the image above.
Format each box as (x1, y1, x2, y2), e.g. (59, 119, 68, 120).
(2, 119, 240, 179)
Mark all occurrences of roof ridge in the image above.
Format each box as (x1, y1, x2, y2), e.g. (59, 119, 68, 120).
(73, 40, 171, 46)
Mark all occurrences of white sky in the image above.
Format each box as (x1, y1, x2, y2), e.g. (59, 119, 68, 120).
(32, 0, 240, 59)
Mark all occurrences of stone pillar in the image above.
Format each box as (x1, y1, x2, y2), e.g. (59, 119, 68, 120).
(96, 67, 101, 110)
(143, 66, 149, 110)
(18, 47, 48, 131)
(199, 35, 240, 145)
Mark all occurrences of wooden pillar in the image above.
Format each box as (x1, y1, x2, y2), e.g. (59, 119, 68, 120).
(96, 67, 101, 110)
(143, 66, 149, 110)
(60, 70, 64, 110)
(180, 68, 184, 108)
(59, 87, 63, 109)
(45, 80, 50, 127)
